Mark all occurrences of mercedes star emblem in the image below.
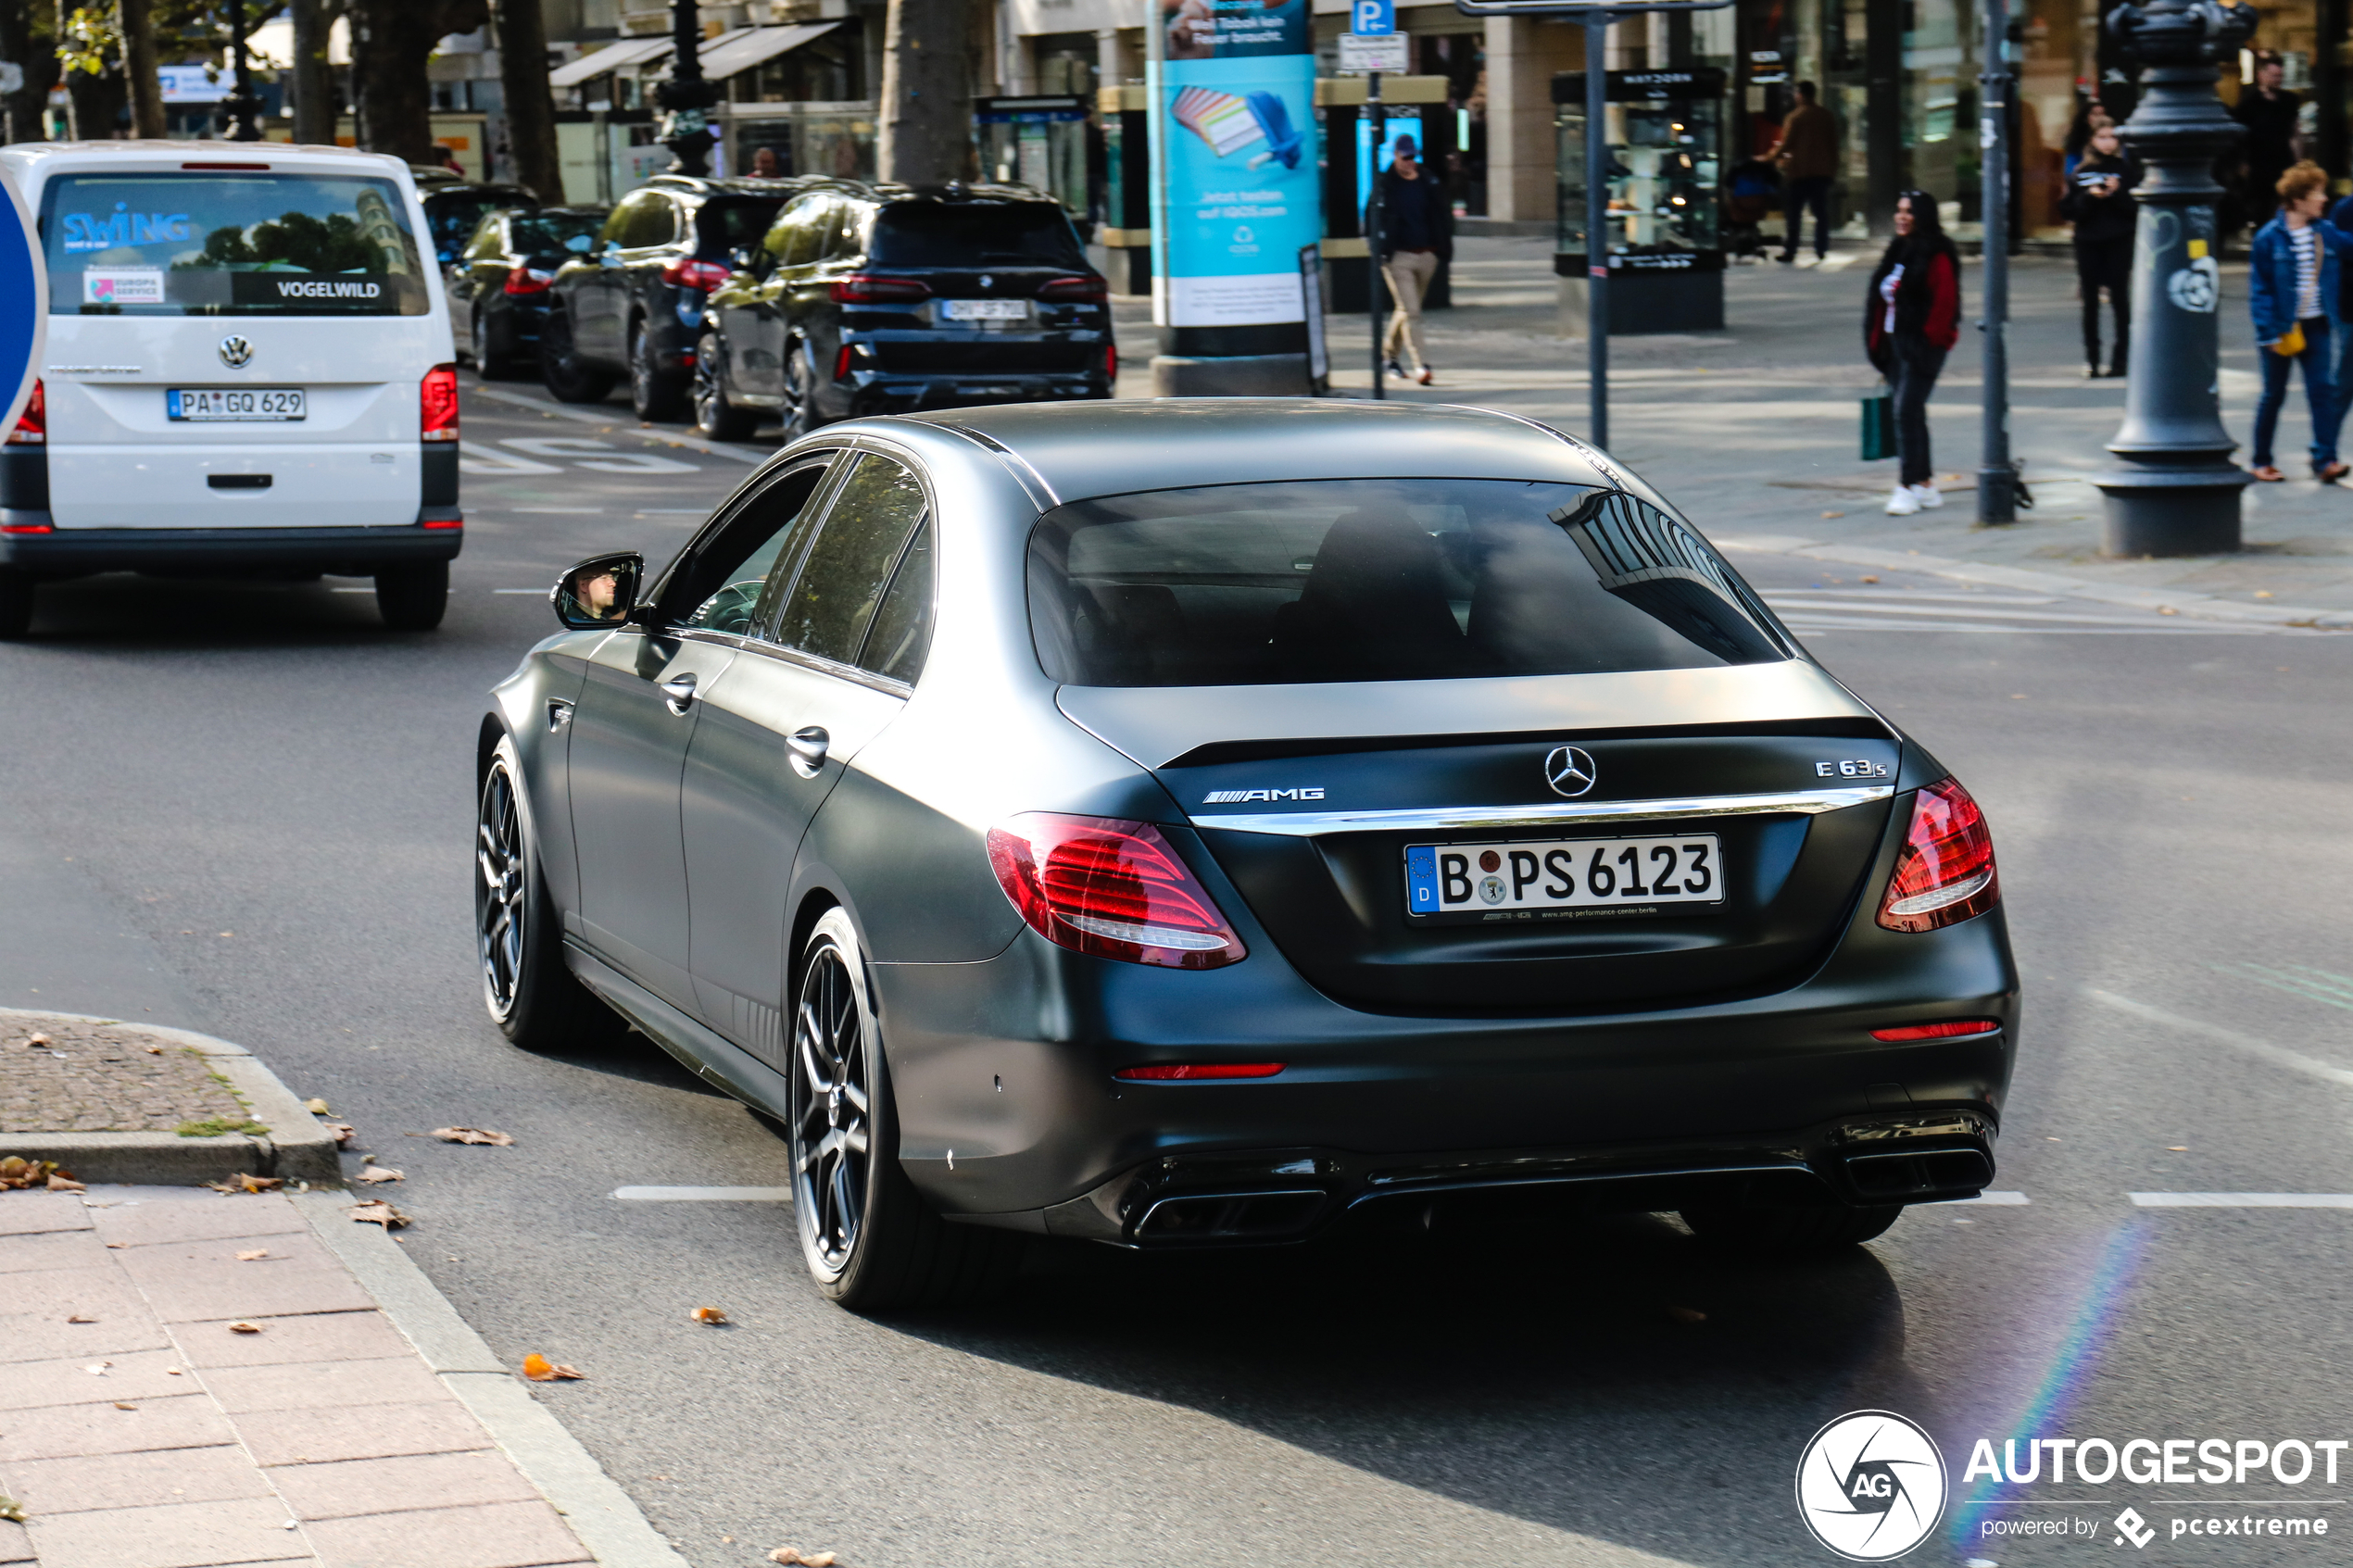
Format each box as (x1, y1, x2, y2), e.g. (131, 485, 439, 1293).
(1542, 746, 1598, 798)
(218, 335, 254, 369)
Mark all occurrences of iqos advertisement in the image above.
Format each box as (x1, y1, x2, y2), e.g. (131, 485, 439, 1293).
(1150, 0, 1320, 328)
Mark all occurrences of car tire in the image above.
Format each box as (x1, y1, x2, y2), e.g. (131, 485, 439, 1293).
(779, 337, 823, 443)
(472, 308, 521, 381)
(374, 560, 448, 631)
(789, 907, 1020, 1311)
(539, 307, 615, 404)
(0, 569, 34, 638)
(1679, 1202, 1903, 1257)
(477, 734, 628, 1052)
(691, 331, 760, 441)
(629, 318, 688, 421)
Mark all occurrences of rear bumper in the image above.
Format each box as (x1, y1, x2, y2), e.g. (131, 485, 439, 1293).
(0, 520, 463, 575)
(847, 370, 1111, 413)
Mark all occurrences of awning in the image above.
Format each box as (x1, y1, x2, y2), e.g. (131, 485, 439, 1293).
(549, 34, 675, 89)
(698, 22, 842, 82)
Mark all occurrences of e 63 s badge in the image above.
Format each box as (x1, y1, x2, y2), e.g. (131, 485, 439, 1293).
(1796, 1410, 1947, 1561)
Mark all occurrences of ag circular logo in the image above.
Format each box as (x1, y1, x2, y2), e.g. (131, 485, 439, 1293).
(1795, 1410, 1947, 1561)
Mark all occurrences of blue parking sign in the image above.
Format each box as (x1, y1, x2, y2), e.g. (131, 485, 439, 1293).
(0, 165, 44, 439)
(1351, 0, 1393, 34)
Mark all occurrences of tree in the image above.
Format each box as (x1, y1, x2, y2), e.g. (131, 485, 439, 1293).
(54, 2, 125, 140)
(494, 0, 560, 200)
(287, 0, 339, 145)
(877, 0, 975, 185)
(0, 1, 62, 143)
(118, 0, 164, 138)
(347, 0, 483, 165)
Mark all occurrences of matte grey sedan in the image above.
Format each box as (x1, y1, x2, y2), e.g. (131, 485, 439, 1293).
(476, 400, 2017, 1311)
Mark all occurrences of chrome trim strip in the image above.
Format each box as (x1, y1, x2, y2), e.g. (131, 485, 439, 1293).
(1189, 784, 1895, 836)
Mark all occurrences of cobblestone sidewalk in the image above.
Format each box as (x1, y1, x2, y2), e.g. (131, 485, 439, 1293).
(2, 1014, 254, 1136)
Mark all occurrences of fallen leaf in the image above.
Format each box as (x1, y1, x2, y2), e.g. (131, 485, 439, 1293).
(2166, 1146, 2188, 1152)
(521, 1353, 585, 1381)
(105, 1242, 124, 1248)
(0, 1156, 77, 1190)
(432, 1126, 513, 1146)
(67, 1313, 94, 1323)
(769, 1549, 837, 1566)
(0, 1495, 23, 1523)
(347, 1201, 410, 1230)
(166, 1367, 182, 1374)
(2255, 589, 2275, 599)
(1860, 574, 1879, 583)
(2158, 606, 2178, 616)
(303, 1098, 333, 1114)
(354, 1166, 404, 1185)
(201, 1173, 282, 1195)
(690, 1307, 729, 1325)
(82, 1362, 110, 1374)
(46, 1173, 86, 1193)
(145, 1045, 162, 1054)
(112, 1401, 136, 1411)
(1819, 509, 1844, 519)
(24, 1033, 51, 1047)
(1664, 1305, 1707, 1324)
(227, 1322, 262, 1334)
(321, 1122, 355, 1146)
(235, 1249, 270, 1262)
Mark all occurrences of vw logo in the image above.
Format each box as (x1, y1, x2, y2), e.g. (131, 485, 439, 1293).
(1541, 746, 1597, 798)
(1794, 1410, 1947, 1561)
(218, 335, 254, 369)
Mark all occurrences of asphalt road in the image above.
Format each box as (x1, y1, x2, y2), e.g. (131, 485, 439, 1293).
(4, 379, 2350, 1567)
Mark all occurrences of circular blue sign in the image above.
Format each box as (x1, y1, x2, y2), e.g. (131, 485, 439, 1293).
(0, 164, 47, 437)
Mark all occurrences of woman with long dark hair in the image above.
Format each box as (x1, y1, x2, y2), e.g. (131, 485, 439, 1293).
(1864, 191, 1962, 515)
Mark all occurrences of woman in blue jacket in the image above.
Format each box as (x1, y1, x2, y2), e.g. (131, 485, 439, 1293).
(2248, 161, 2353, 483)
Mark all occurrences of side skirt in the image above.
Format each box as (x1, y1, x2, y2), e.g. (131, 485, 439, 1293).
(564, 941, 794, 1123)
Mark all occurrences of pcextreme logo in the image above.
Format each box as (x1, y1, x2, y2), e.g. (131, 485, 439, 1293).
(1796, 1411, 1948, 1561)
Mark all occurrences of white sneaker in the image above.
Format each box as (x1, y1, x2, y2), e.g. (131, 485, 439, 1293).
(1885, 484, 1921, 516)
(1909, 482, 1944, 509)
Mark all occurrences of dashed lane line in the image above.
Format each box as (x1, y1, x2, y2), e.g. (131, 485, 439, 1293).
(2131, 1194, 2353, 1208)
(610, 1185, 794, 1201)
(466, 383, 774, 465)
(2083, 988, 2353, 1091)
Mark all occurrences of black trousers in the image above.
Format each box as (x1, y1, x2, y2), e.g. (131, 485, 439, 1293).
(1781, 175, 1833, 259)
(1891, 339, 1946, 487)
(2075, 234, 2133, 370)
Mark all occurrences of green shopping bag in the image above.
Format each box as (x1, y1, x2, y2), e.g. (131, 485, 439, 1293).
(1860, 381, 1896, 461)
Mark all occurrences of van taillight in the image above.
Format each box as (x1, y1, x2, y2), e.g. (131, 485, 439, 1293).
(986, 812, 1246, 970)
(1877, 777, 2000, 933)
(7, 380, 44, 445)
(420, 364, 459, 444)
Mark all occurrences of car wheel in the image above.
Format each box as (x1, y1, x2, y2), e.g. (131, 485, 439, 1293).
(692, 331, 760, 440)
(789, 907, 1019, 1311)
(629, 318, 687, 421)
(1679, 1202, 1903, 1257)
(374, 560, 448, 631)
(539, 307, 615, 404)
(779, 337, 823, 442)
(472, 308, 519, 381)
(0, 569, 34, 638)
(477, 734, 627, 1051)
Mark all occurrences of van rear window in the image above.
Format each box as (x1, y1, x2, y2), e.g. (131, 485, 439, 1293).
(43, 173, 430, 316)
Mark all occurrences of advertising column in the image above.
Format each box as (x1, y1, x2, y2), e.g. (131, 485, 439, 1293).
(1148, 0, 1322, 395)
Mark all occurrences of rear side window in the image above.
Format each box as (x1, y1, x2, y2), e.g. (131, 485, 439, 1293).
(1026, 479, 1788, 688)
(857, 519, 934, 684)
(774, 454, 928, 666)
(868, 202, 1086, 268)
(510, 211, 603, 259)
(43, 173, 429, 316)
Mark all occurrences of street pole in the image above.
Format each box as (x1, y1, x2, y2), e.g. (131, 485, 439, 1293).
(1584, 11, 1609, 450)
(2095, 0, 2255, 555)
(221, 0, 263, 142)
(1368, 70, 1385, 400)
(1976, 0, 2013, 522)
(656, 0, 718, 177)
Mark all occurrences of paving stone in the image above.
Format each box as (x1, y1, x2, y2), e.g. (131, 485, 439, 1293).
(0, 1014, 254, 1135)
(0, 1307, 171, 1365)
(0, 1228, 115, 1274)
(0, 1192, 94, 1236)
(233, 1401, 496, 1469)
(0, 1393, 236, 1462)
(176, 1311, 413, 1371)
(263, 1451, 539, 1523)
(0, 1271, 154, 1355)
(204, 1359, 447, 1417)
(23, 1496, 310, 1568)
(0, 1443, 273, 1516)
(0, 1518, 30, 1563)
(110, 1238, 372, 1323)
(88, 1193, 310, 1249)
(0, 1348, 195, 1412)
(299, 1499, 585, 1568)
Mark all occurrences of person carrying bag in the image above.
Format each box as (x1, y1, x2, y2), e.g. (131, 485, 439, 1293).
(1863, 190, 1961, 515)
(2247, 160, 2352, 483)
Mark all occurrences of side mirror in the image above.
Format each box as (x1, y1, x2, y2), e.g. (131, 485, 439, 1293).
(599, 239, 623, 266)
(552, 551, 644, 630)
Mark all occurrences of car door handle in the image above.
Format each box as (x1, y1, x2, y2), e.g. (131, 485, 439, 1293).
(661, 672, 698, 714)
(786, 725, 829, 778)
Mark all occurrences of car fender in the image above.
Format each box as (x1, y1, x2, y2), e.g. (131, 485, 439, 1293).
(484, 636, 598, 918)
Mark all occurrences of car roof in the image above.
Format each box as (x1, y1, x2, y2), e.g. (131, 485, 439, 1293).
(648, 173, 846, 200)
(904, 400, 1634, 507)
(0, 140, 412, 182)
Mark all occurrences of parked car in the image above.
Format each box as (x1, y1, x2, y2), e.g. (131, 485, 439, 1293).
(417, 178, 539, 269)
(537, 173, 823, 420)
(0, 140, 462, 636)
(693, 182, 1112, 443)
(478, 400, 2017, 1311)
(447, 207, 609, 379)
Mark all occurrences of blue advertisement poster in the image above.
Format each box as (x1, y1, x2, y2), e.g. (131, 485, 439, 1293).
(1150, 0, 1321, 329)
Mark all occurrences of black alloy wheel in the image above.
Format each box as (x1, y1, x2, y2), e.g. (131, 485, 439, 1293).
(0, 568, 34, 638)
(373, 560, 447, 631)
(539, 307, 615, 404)
(692, 331, 759, 440)
(474, 735, 627, 1051)
(779, 337, 821, 442)
(793, 929, 873, 1278)
(477, 759, 528, 1022)
(472, 307, 521, 381)
(629, 318, 688, 421)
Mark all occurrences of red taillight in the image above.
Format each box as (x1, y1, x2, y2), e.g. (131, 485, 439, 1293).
(986, 812, 1246, 970)
(8, 379, 44, 445)
(661, 257, 732, 291)
(1869, 1020, 2001, 1042)
(1038, 274, 1108, 303)
(420, 364, 459, 444)
(1114, 1062, 1285, 1081)
(1877, 777, 1999, 933)
(420, 518, 463, 530)
(833, 345, 853, 381)
(1103, 343, 1117, 380)
(0, 521, 52, 534)
(830, 273, 931, 304)
(502, 267, 554, 295)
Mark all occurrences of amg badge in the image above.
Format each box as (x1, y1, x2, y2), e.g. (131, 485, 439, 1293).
(1202, 787, 1326, 804)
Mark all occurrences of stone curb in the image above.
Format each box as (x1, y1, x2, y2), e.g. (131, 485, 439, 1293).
(0, 1007, 341, 1186)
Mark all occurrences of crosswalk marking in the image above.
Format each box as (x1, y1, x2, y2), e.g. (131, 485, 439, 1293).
(2131, 1193, 2353, 1208)
(610, 1185, 794, 1202)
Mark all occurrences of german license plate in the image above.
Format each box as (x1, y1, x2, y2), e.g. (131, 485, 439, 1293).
(167, 388, 306, 421)
(1404, 834, 1723, 921)
(942, 298, 1029, 321)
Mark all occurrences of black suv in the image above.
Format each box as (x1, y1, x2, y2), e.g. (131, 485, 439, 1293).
(692, 182, 1112, 442)
(447, 207, 610, 379)
(417, 177, 542, 268)
(538, 174, 822, 420)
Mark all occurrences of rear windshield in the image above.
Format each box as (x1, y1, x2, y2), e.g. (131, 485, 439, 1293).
(44, 173, 430, 317)
(698, 197, 786, 256)
(869, 203, 1085, 268)
(422, 189, 518, 256)
(1027, 479, 1790, 688)
(510, 211, 605, 259)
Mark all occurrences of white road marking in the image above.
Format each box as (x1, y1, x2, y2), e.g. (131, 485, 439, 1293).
(493, 588, 547, 595)
(610, 1185, 793, 1202)
(465, 383, 772, 464)
(2083, 988, 2353, 1090)
(2131, 1193, 2353, 1208)
(457, 440, 561, 475)
(508, 505, 604, 514)
(499, 436, 701, 474)
(1931, 1191, 2031, 1205)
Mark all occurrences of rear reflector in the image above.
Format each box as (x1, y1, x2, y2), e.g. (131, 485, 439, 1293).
(987, 811, 1247, 969)
(1114, 1062, 1284, 1081)
(1103, 342, 1117, 380)
(1869, 1020, 2000, 1042)
(420, 363, 459, 444)
(1877, 776, 1999, 933)
(834, 344, 853, 381)
(0, 522, 52, 534)
(420, 518, 463, 530)
(7, 379, 43, 445)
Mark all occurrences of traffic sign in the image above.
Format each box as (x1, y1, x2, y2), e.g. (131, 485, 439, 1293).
(1338, 32, 1410, 74)
(1352, 0, 1394, 34)
(0, 163, 44, 442)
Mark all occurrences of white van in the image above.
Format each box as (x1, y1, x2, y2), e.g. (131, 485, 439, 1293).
(0, 141, 461, 635)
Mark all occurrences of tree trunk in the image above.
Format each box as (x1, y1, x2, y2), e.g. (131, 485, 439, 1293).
(118, 0, 164, 138)
(289, 0, 339, 146)
(0, 1, 58, 143)
(878, 0, 974, 185)
(495, 0, 562, 201)
(348, 0, 484, 165)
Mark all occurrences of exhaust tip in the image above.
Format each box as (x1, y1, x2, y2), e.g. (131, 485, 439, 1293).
(1132, 1188, 1326, 1243)
(1843, 1147, 1995, 1200)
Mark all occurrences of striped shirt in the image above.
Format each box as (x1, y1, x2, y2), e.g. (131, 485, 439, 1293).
(2293, 223, 2321, 320)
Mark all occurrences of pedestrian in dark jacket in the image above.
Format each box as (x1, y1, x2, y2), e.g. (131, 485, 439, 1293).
(2062, 124, 2140, 377)
(1370, 134, 1453, 385)
(2247, 160, 2353, 482)
(1864, 190, 1961, 514)
(1768, 81, 1841, 262)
